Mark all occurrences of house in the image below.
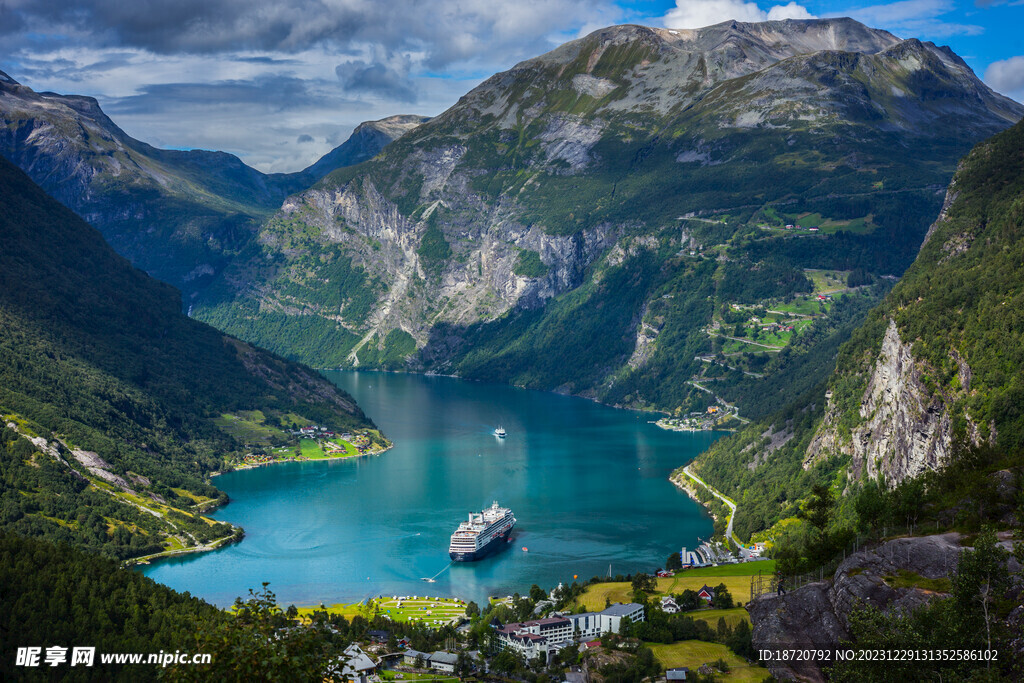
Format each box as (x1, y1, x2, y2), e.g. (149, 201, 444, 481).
(497, 604, 644, 660)
(808, 226, 819, 232)
(660, 596, 680, 614)
(656, 570, 673, 578)
(784, 224, 794, 229)
(666, 667, 690, 680)
(340, 644, 376, 679)
(367, 629, 390, 643)
(706, 406, 719, 414)
(697, 585, 715, 603)
(429, 651, 459, 673)
(403, 650, 427, 667)
(565, 671, 588, 683)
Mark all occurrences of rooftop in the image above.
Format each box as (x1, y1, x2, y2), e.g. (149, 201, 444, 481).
(601, 602, 643, 616)
(430, 651, 459, 665)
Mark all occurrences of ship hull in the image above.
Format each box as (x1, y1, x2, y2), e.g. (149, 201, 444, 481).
(449, 524, 514, 562)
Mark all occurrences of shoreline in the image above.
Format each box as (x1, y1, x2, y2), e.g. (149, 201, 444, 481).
(125, 528, 244, 568)
(211, 442, 394, 477)
(671, 466, 743, 549)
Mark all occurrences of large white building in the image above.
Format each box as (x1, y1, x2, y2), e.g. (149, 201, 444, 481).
(496, 603, 644, 660)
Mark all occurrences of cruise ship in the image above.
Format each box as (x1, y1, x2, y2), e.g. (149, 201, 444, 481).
(449, 502, 516, 561)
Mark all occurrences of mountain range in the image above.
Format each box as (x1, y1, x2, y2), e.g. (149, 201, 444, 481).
(0, 68, 426, 301)
(181, 18, 1021, 418)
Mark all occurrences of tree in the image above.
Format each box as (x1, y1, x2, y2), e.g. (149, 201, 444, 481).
(665, 552, 683, 571)
(711, 584, 733, 609)
(677, 589, 699, 611)
(456, 652, 472, 676)
(854, 477, 888, 532)
(492, 649, 521, 675)
(726, 619, 754, 659)
(529, 584, 547, 602)
(631, 573, 657, 594)
(165, 583, 339, 682)
(465, 600, 480, 618)
(952, 528, 1010, 660)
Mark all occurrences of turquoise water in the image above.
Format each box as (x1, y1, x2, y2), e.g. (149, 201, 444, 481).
(141, 372, 721, 607)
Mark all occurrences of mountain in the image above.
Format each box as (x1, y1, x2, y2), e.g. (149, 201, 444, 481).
(690, 117, 1024, 540)
(192, 18, 1023, 418)
(0, 153, 380, 561)
(0, 70, 424, 301)
(301, 114, 430, 181)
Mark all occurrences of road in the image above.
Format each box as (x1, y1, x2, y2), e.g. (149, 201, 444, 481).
(683, 465, 743, 549)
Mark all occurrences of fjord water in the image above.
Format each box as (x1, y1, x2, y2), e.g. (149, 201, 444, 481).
(141, 372, 721, 606)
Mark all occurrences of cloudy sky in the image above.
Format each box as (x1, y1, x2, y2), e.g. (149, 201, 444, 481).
(3, 0, 1021, 173)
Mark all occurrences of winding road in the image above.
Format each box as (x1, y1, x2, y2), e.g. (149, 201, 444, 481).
(683, 465, 743, 549)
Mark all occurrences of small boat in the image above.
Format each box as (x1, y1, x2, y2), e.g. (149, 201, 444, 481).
(522, 547, 528, 552)
(494, 426, 506, 438)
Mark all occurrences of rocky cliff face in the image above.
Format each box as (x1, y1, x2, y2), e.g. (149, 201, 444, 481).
(804, 319, 990, 486)
(749, 533, 1023, 682)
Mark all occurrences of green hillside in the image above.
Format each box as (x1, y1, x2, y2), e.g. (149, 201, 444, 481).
(0, 155, 379, 560)
(690, 118, 1024, 541)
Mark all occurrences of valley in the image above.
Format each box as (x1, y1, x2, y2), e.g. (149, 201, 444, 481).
(1, 12, 1023, 683)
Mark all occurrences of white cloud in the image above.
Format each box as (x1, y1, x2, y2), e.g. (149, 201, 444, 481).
(984, 55, 1024, 102)
(662, 0, 814, 30)
(2, 0, 632, 171)
(837, 0, 984, 39)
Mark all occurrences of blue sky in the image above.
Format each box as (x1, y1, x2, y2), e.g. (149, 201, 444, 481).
(2, 0, 1020, 172)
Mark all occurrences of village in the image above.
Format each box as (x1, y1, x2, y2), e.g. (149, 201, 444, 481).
(213, 411, 390, 471)
(308, 555, 776, 683)
(654, 404, 741, 433)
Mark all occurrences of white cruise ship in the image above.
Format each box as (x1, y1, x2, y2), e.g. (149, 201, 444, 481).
(448, 501, 516, 561)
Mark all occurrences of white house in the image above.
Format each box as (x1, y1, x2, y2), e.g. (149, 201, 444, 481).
(496, 603, 644, 660)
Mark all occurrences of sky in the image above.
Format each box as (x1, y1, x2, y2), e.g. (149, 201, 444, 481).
(2, 0, 1021, 173)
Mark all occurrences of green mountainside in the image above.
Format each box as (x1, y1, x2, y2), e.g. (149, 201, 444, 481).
(0, 155, 378, 561)
(0, 531, 225, 682)
(0, 70, 425, 302)
(690, 117, 1024, 541)
(192, 19, 1022, 420)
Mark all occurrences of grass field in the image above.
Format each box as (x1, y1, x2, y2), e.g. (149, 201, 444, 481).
(684, 607, 751, 629)
(213, 411, 288, 444)
(804, 269, 849, 294)
(649, 641, 771, 682)
(294, 596, 466, 625)
(576, 562, 774, 611)
(293, 601, 367, 623)
(769, 297, 826, 316)
(681, 561, 775, 577)
(376, 596, 467, 624)
(300, 437, 359, 459)
(578, 576, 753, 611)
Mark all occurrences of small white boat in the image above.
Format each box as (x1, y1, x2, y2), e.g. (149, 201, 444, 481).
(494, 426, 506, 438)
